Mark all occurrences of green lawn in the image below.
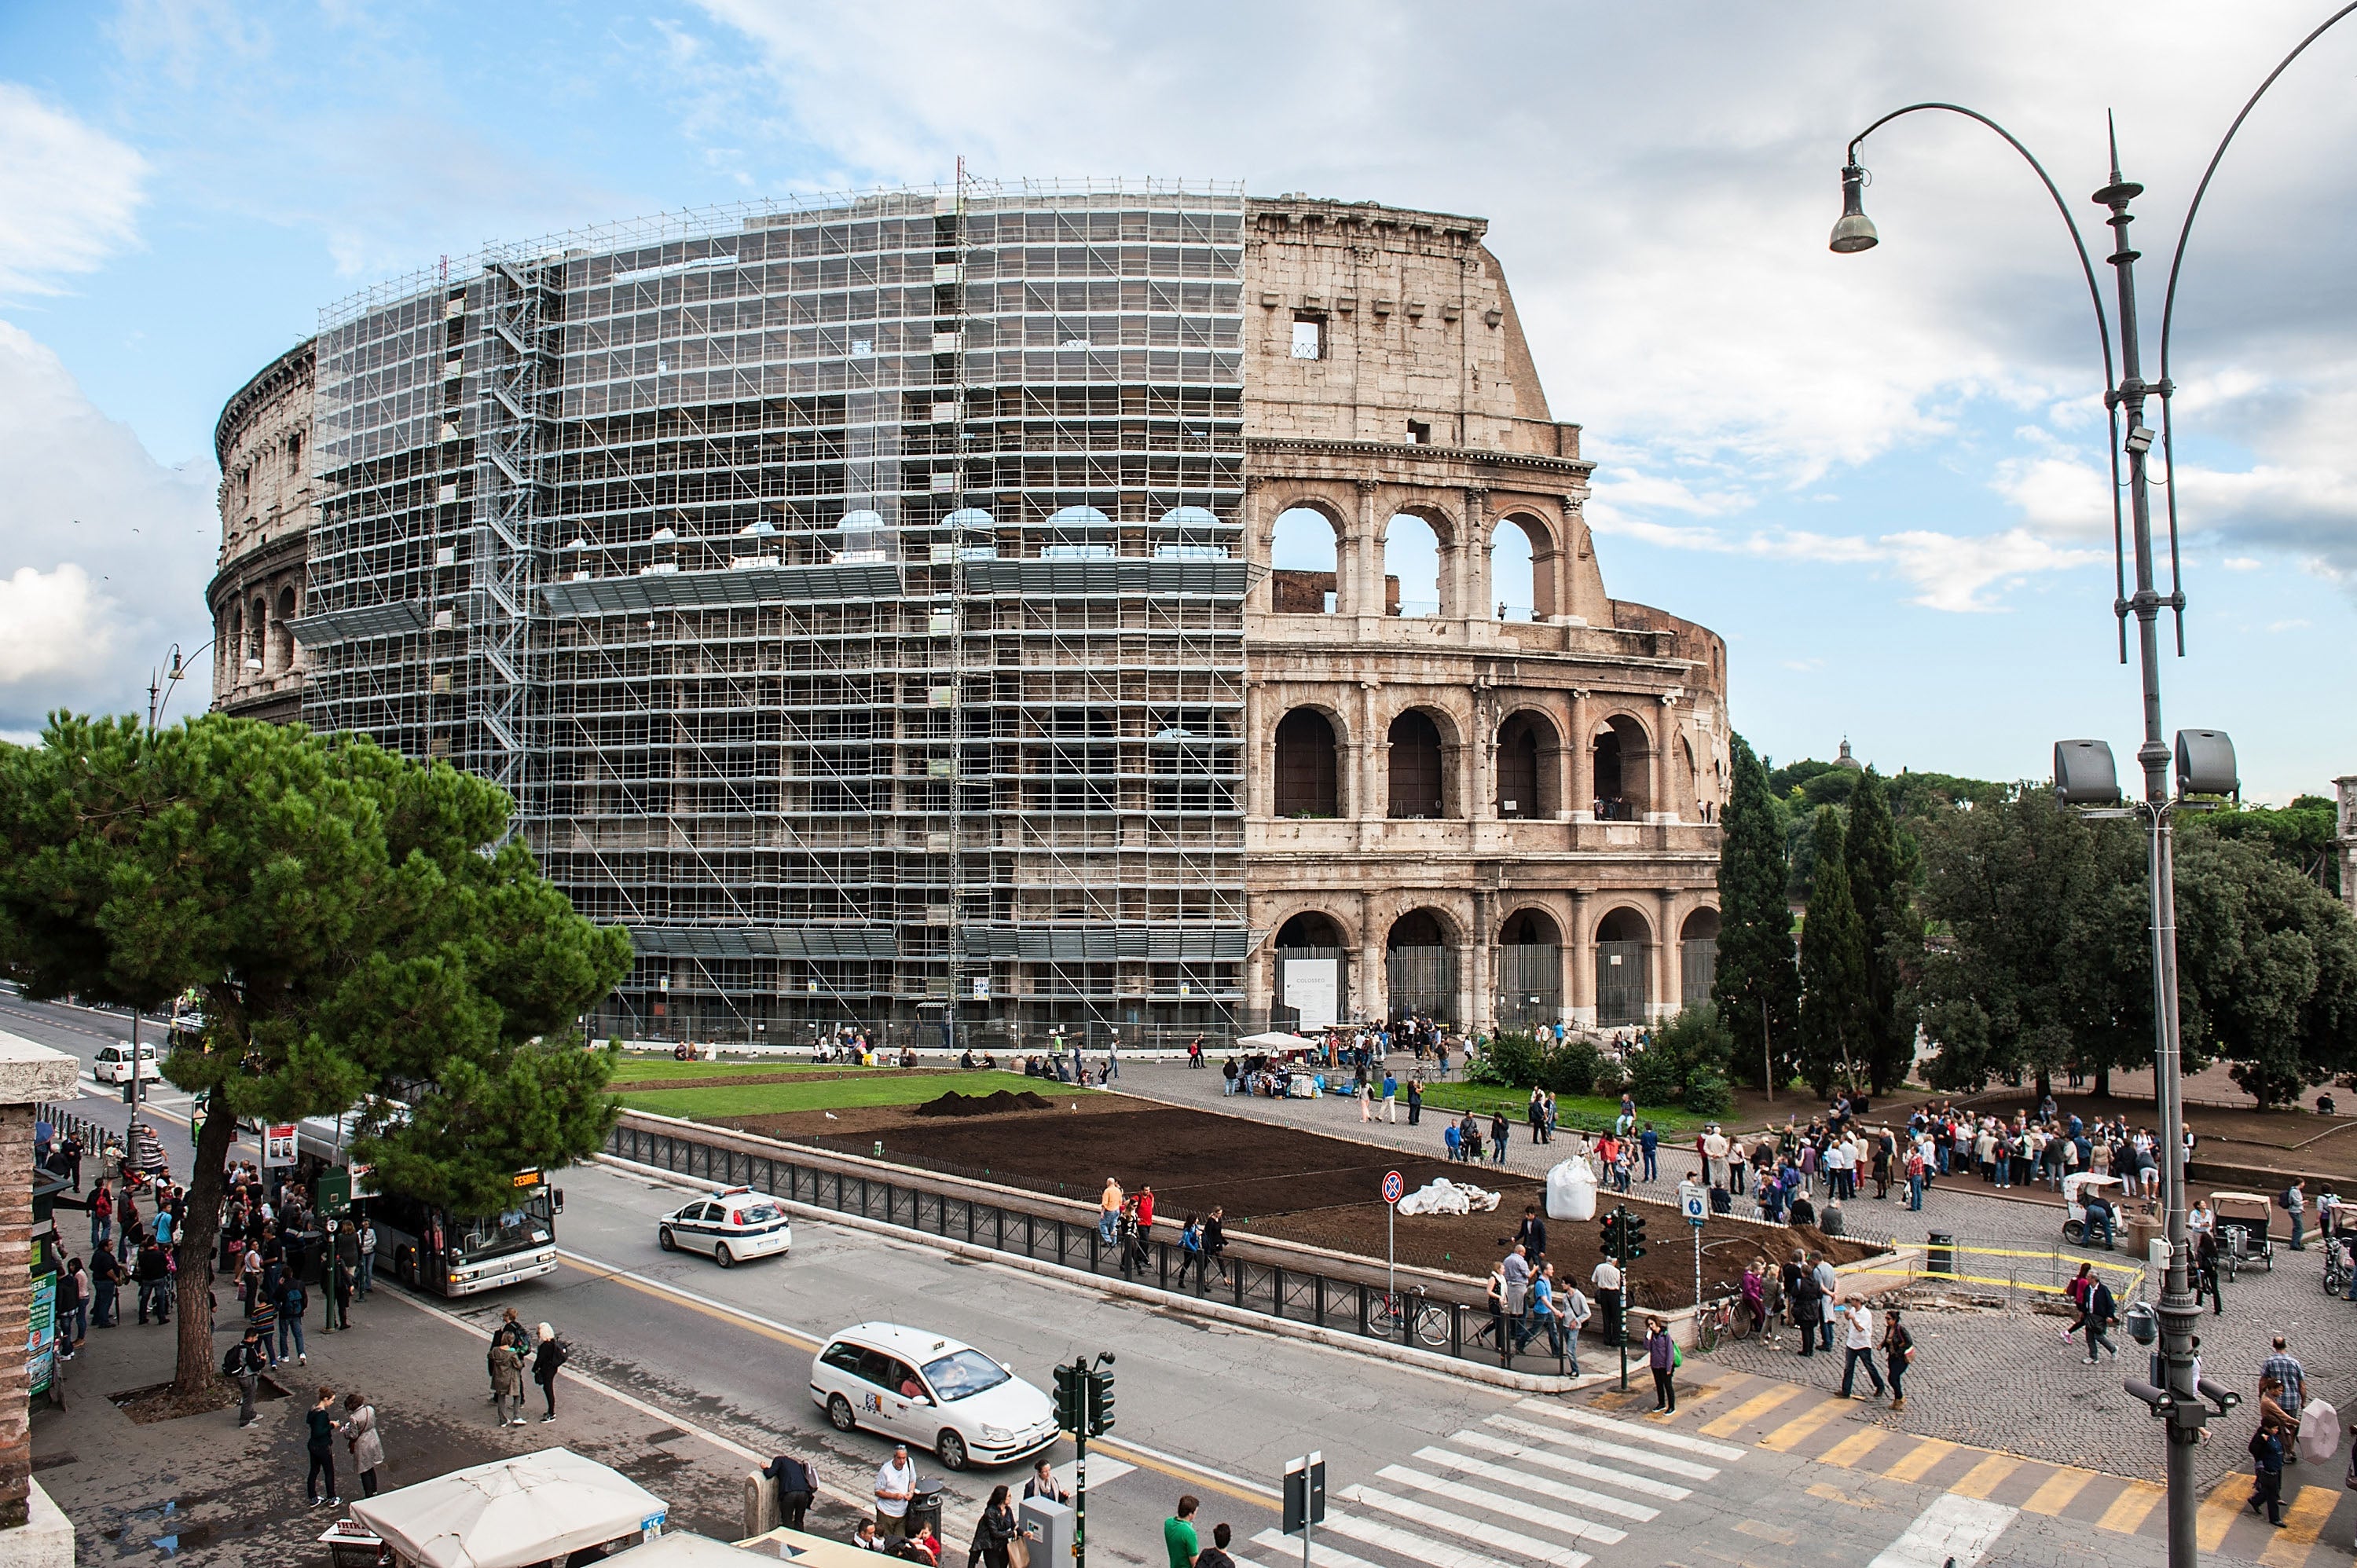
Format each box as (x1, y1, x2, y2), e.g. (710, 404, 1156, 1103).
(1413, 1080, 1710, 1134)
(617, 1069, 1087, 1119)
(608, 1055, 887, 1086)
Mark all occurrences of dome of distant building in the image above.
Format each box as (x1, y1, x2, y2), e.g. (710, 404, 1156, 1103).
(1835, 738, 1863, 771)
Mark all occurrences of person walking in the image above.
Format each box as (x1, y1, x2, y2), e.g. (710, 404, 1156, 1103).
(355, 1218, 377, 1299)
(2246, 1410, 2286, 1526)
(1203, 1206, 1230, 1287)
(304, 1386, 341, 1509)
(1023, 1457, 1069, 1506)
(491, 1339, 526, 1427)
(874, 1442, 917, 1538)
(341, 1394, 384, 1498)
(225, 1328, 266, 1427)
(970, 1484, 1018, 1568)
(1838, 1300, 1886, 1401)
(1382, 1071, 1398, 1124)
(2078, 1274, 2120, 1363)
(1098, 1180, 1124, 1244)
(1490, 1112, 1509, 1168)
(1195, 1522, 1237, 1568)
(2261, 1336, 2306, 1413)
(1881, 1307, 1914, 1412)
(531, 1322, 566, 1422)
(1644, 1317, 1677, 1412)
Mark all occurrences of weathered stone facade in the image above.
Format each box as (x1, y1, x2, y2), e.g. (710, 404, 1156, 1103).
(207, 342, 316, 724)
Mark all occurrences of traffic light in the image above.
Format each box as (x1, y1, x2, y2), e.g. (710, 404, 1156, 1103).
(1085, 1365, 1116, 1436)
(1621, 1211, 1648, 1262)
(1052, 1361, 1084, 1433)
(1598, 1212, 1622, 1255)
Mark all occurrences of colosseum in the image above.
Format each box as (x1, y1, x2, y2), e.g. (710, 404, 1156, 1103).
(208, 181, 1728, 1046)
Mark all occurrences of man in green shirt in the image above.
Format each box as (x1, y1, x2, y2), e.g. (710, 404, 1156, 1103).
(1164, 1495, 1200, 1568)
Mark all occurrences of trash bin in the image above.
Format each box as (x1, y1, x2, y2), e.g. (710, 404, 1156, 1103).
(1926, 1232, 1955, 1278)
(906, 1482, 944, 1541)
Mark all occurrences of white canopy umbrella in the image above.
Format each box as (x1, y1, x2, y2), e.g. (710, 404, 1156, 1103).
(1235, 1031, 1320, 1051)
(350, 1448, 667, 1568)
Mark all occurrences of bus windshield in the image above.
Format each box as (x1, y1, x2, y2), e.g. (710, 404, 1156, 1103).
(449, 1191, 555, 1262)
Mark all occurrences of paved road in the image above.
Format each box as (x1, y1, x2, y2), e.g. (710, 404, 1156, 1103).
(12, 994, 2350, 1567)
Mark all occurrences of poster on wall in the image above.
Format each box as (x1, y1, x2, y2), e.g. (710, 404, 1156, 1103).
(1282, 958, 1340, 1031)
(27, 1268, 55, 1399)
(263, 1124, 299, 1168)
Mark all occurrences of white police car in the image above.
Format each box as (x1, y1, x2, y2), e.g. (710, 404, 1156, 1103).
(655, 1186, 792, 1268)
(809, 1322, 1058, 1471)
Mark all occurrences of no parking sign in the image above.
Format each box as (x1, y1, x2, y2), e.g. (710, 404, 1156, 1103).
(1382, 1169, 1404, 1204)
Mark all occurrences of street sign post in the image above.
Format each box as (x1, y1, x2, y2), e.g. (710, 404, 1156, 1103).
(1681, 1184, 1707, 1310)
(1382, 1170, 1403, 1299)
(1282, 1451, 1326, 1568)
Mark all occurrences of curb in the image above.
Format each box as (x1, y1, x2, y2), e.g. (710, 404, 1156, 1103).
(592, 1150, 1604, 1395)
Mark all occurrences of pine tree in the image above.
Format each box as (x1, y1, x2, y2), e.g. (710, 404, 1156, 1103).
(1798, 805, 1870, 1097)
(1842, 767, 1917, 1094)
(1712, 734, 1802, 1089)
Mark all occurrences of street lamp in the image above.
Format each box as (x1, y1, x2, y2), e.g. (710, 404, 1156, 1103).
(1831, 12, 2354, 1566)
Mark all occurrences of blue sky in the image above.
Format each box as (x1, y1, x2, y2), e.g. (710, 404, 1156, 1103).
(3, 2, 2354, 800)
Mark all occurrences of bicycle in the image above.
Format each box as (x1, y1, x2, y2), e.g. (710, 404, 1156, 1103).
(1693, 1295, 1754, 1353)
(1369, 1285, 1452, 1348)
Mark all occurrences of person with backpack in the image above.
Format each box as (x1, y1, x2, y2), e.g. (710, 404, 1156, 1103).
(2246, 1398, 2286, 1526)
(278, 1273, 310, 1367)
(532, 1322, 567, 1421)
(225, 1328, 267, 1427)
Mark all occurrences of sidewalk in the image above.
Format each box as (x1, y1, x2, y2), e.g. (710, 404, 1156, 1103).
(31, 1271, 781, 1564)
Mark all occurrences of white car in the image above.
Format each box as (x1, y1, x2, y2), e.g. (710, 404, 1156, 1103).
(810, 1322, 1058, 1471)
(656, 1186, 791, 1267)
(93, 1042, 162, 1084)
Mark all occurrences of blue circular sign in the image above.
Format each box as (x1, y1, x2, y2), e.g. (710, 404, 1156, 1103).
(1383, 1170, 1405, 1204)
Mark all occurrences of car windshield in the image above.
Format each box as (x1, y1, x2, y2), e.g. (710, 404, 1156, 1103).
(734, 1202, 784, 1226)
(922, 1349, 1010, 1402)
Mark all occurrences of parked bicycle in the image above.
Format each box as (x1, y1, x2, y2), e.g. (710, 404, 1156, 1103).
(1692, 1294, 1754, 1353)
(1369, 1285, 1451, 1348)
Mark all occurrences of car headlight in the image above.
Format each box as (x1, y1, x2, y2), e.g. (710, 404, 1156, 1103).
(981, 1425, 1015, 1445)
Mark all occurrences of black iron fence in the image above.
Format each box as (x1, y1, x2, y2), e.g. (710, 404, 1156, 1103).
(608, 1118, 1586, 1379)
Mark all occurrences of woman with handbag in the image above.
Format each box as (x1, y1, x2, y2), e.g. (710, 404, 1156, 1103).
(1881, 1307, 1915, 1412)
(970, 1485, 1020, 1568)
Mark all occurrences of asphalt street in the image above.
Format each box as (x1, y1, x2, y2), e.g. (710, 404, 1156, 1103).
(9, 991, 2342, 1567)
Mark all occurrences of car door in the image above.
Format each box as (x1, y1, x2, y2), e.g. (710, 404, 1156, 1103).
(865, 1352, 929, 1441)
(95, 1048, 119, 1082)
(687, 1202, 724, 1255)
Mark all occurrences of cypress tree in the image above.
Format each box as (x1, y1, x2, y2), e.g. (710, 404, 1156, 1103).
(1798, 805, 1870, 1097)
(1713, 733, 1802, 1088)
(1843, 767, 1916, 1093)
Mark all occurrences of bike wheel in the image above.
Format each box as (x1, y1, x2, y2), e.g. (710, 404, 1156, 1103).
(1729, 1307, 1754, 1341)
(1695, 1314, 1718, 1354)
(1369, 1299, 1400, 1337)
(1414, 1304, 1450, 1348)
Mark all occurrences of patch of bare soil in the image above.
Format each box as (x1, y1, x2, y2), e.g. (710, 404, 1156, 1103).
(712, 1093, 1136, 1147)
(107, 1375, 259, 1424)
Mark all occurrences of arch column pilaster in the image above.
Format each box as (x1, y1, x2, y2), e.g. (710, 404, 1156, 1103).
(1568, 889, 1596, 1028)
(1358, 892, 1387, 1024)
(1656, 888, 1682, 1020)
(1469, 886, 1493, 1037)
(1353, 479, 1380, 623)
(1570, 690, 1594, 822)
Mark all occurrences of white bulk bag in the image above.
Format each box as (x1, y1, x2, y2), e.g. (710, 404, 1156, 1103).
(1547, 1158, 1598, 1222)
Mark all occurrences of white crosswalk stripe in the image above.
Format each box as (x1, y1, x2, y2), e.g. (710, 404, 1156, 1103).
(1442, 1429, 1691, 1501)
(1513, 1398, 1747, 1460)
(1372, 1466, 1629, 1545)
(1484, 1413, 1721, 1480)
(1340, 1485, 1618, 1557)
(1255, 1519, 1551, 1568)
(1409, 1446, 1660, 1521)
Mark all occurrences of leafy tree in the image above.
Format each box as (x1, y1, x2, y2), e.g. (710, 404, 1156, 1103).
(2204, 796, 2342, 901)
(1843, 768, 1919, 1093)
(1627, 1005, 1734, 1108)
(1797, 807, 1871, 1097)
(1713, 734, 1802, 1089)
(0, 714, 632, 1398)
(1541, 1037, 1604, 1096)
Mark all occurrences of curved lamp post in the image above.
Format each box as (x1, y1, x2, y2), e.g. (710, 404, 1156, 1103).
(1828, 12, 2354, 1567)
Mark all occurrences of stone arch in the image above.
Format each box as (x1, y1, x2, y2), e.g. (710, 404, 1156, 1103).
(1494, 707, 1561, 819)
(1495, 904, 1565, 1031)
(1678, 904, 1722, 1008)
(1386, 707, 1457, 819)
(247, 595, 269, 671)
(1490, 511, 1560, 621)
(1591, 903, 1655, 1027)
(1590, 711, 1653, 820)
(1381, 511, 1442, 617)
(1274, 705, 1344, 818)
(1269, 503, 1346, 614)
(1270, 906, 1354, 1030)
(273, 582, 299, 672)
(1384, 905, 1461, 1024)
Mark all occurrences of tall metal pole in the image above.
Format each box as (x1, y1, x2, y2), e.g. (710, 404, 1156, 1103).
(2092, 128, 2199, 1568)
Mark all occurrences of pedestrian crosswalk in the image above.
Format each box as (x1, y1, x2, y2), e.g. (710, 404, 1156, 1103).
(1241, 1397, 1739, 1568)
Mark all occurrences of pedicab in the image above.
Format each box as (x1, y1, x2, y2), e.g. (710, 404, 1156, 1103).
(2061, 1172, 2124, 1248)
(2209, 1190, 2277, 1276)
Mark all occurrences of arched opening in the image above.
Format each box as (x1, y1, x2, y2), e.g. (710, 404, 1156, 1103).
(1594, 906, 1653, 1026)
(1270, 506, 1343, 613)
(274, 585, 298, 672)
(1385, 908, 1457, 1024)
(1496, 710, 1559, 819)
(1386, 711, 1446, 819)
(1383, 513, 1441, 617)
(1274, 708, 1341, 818)
(1275, 911, 1348, 1030)
(1490, 518, 1534, 621)
(1495, 907, 1563, 1031)
(247, 597, 268, 671)
(1592, 716, 1650, 820)
(1680, 907, 1721, 1007)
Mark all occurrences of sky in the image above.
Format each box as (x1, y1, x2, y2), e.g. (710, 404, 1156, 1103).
(2, 2, 2355, 801)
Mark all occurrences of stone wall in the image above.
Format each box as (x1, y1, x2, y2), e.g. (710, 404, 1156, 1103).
(208, 341, 316, 723)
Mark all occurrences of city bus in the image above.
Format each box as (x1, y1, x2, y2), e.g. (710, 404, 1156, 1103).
(294, 1112, 563, 1296)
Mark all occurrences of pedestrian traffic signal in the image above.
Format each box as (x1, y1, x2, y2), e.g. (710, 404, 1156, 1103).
(1085, 1365, 1116, 1436)
(1052, 1361, 1085, 1433)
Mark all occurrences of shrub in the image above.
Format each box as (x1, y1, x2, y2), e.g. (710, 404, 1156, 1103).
(1541, 1039, 1602, 1096)
(1626, 1044, 1684, 1108)
(1475, 1031, 1545, 1089)
(1683, 1068, 1734, 1117)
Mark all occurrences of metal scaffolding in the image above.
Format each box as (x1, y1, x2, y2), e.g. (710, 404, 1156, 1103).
(299, 181, 1252, 1046)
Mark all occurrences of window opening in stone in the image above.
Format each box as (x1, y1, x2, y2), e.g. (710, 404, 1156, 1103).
(1290, 314, 1324, 359)
(1387, 711, 1445, 819)
(1382, 513, 1439, 617)
(1270, 507, 1341, 614)
(1490, 518, 1534, 621)
(1274, 709, 1340, 818)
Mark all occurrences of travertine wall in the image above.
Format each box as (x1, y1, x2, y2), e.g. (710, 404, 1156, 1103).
(208, 342, 315, 723)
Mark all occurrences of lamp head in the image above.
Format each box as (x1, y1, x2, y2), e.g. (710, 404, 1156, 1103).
(1829, 162, 1879, 255)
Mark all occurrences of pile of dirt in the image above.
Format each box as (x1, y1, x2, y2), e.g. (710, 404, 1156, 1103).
(914, 1089, 1054, 1117)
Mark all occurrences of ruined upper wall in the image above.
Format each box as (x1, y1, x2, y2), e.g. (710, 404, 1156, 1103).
(1241, 196, 1578, 458)
(214, 340, 315, 567)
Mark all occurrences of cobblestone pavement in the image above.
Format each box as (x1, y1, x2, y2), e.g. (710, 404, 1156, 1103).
(1123, 1061, 2357, 1490)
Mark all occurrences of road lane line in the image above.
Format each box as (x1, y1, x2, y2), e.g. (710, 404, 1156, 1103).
(1757, 1398, 1845, 1454)
(2260, 1485, 2341, 1566)
(1446, 1429, 1689, 1500)
(1482, 1413, 1718, 1479)
(1411, 1446, 1660, 1521)
(2019, 1467, 2095, 1516)
(1699, 1383, 1798, 1437)
(1864, 1493, 2015, 1568)
(1816, 1428, 1886, 1470)
(1518, 1399, 1747, 1460)
(2095, 1479, 2162, 1534)
(1371, 1465, 1628, 1544)
(1948, 1455, 2022, 1500)
(1879, 1437, 1959, 1483)
(554, 1248, 825, 1348)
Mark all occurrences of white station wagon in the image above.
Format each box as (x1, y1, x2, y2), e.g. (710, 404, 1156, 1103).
(655, 1185, 792, 1267)
(810, 1322, 1058, 1471)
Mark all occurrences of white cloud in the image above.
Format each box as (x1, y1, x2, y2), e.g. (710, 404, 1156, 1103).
(0, 84, 148, 297)
(2222, 556, 2263, 570)
(0, 321, 217, 730)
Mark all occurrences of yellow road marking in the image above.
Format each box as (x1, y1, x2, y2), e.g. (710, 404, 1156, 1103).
(1805, 1481, 1881, 1510)
(1701, 1385, 1800, 1438)
(555, 1258, 818, 1350)
(2260, 1486, 2341, 1566)
(1879, 1438, 1958, 1483)
(2195, 1471, 2251, 1552)
(1949, 1455, 2022, 1500)
(2021, 1467, 2096, 1516)
(1817, 1429, 1886, 1469)
(2095, 1480, 2162, 1535)
(1758, 1399, 1846, 1453)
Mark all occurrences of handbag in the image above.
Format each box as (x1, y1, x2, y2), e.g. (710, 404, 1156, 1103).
(1009, 1536, 1032, 1568)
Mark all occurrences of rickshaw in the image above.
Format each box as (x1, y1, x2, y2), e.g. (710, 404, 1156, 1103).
(2209, 1191, 2277, 1275)
(2062, 1172, 2124, 1248)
